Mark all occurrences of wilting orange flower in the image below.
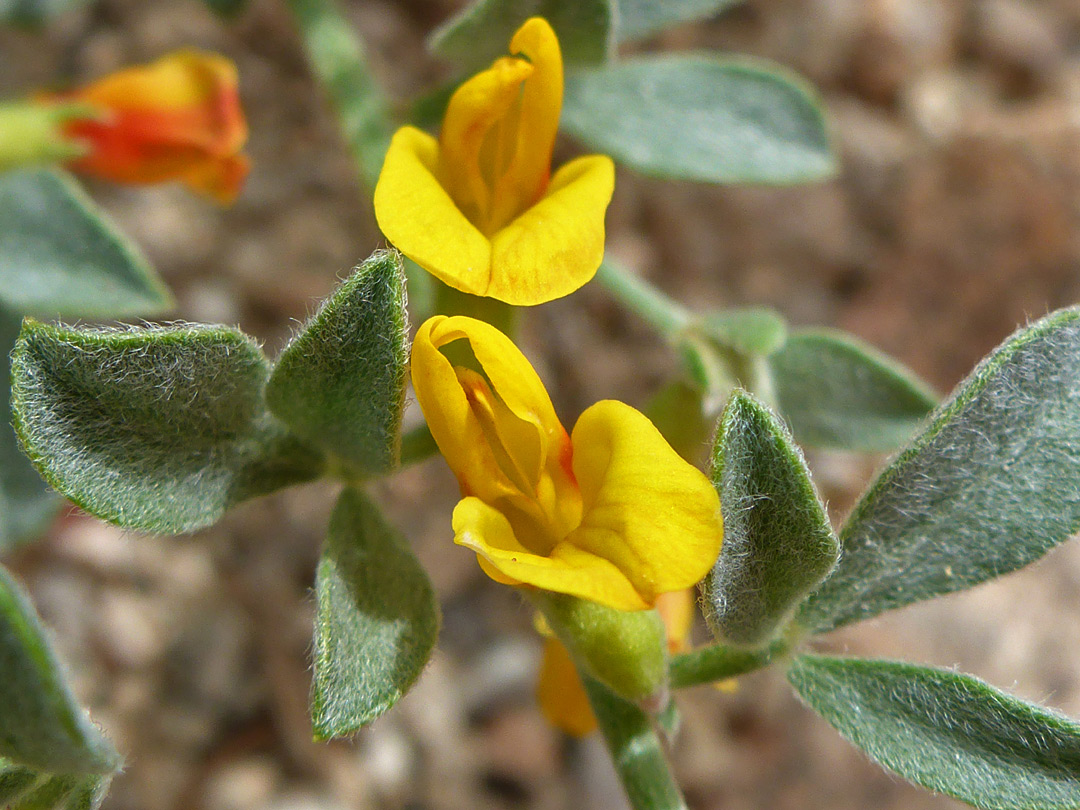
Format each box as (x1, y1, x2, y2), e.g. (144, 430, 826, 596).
(537, 589, 695, 736)
(411, 315, 722, 611)
(52, 50, 248, 203)
(375, 18, 614, 305)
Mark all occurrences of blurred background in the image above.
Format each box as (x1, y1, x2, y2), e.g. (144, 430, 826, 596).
(3, 0, 1080, 808)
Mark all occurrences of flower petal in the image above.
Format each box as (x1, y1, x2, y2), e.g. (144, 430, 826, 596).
(566, 400, 723, 606)
(453, 497, 649, 611)
(656, 589, 695, 654)
(374, 127, 493, 297)
(536, 637, 597, 737)
(487, 154, 614, 305)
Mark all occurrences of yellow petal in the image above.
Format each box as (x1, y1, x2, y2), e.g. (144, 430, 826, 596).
(655, 589, 695, 654)
(438, 55, 534, 228)
(566, 400, 723, 606)
(374, 127, 492, 296)
(536, 637, 597, 737)
(453, 497, 649, 611)
(487, 155, 614, 305)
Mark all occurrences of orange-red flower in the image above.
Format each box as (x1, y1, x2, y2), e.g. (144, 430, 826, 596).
(52, 50, 249, 203)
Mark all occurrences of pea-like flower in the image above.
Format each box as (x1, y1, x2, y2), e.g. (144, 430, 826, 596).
(52, 50, 249, 203)
(411, 315, 723, 611)
(375, 18, 615, 306)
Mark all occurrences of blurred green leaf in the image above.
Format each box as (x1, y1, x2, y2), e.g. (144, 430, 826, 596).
(267, 251, 407, 478)
(703, 391, 838, 646)
(429, 0, 614, 72)
(789, 654, 1080, 810)
(0, 759, 112, 810)
(0, 565, 118, 774)
(769, 329, 937, 452)
(645, 380, 711, 466)
(582, 676, 688, 810)
(0, 0, 85, 26)
(285, 0, 393, 188)
(312, 488, 439, 738)
(668, 637, 785, 689)
(798, 308, 1080, 633)
(562, 56, 835, 184)
(0, 170, 171, 318)
(201, 0, 246, 17)
(11, 321, 324, 535)
(616, 0, 744, 41)
(1, 305, 58, 554)
(698, 307, 787, 357)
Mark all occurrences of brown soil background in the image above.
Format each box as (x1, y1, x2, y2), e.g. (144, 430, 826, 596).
(4, 1, 1080, 808)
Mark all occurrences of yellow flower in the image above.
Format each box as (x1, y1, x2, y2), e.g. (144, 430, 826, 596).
(411, 315, 723, 611)
(536, 589, 696, 737)
(375, 18, 615, 306)
(48, 50, 249, 203)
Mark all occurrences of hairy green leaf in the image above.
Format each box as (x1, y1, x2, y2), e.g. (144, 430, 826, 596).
(267, 251, 407, 478)
(769, 329, 937, 452)
(563, 56, 835, 184)
(616, 0, 745, 41)
(0, 170, 171, 318)
(0, 760, 113, 810)
(311, 488, 439, 738)
(703, 392, 838, 646)
(799, 308, 1080, 633)
(11, 321, 324, 534)
(429, 0, 614, 72)
(0, 566, 118, 773)
(698, 307, 787, 358)
(1, 305, 58, 553)
(583, 676, 688, 810)
(789, 655, 1080, 810)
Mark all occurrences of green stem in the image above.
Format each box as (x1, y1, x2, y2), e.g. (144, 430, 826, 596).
(595, 258, 691, 337)
(582, 676, 688, 810)
(668, 638, 788, 689)
(398, 424, 438, 467)
(284, 0, 394, 190)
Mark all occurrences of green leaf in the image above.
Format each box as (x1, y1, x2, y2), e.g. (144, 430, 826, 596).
(798, 308, 1080, 633)
(1, 305, 59, 553)
(11, 321, 324, 535)
(616, 0, 745, 42)
(768, 329, 937, 452)
(0, 0, 85, 26)
(562, 56, 835, 185)
(0, 565, 118, 774)
(582, 676, 688, 810)
(0, 760, 112, 810)
(789, 654, 1080, 810)
(311, 488, 439, 738)
(702, 391, 838, 646)
(0, 170, 171, 318)
(285, 0, 394, 188)
(429, 0, 614, 72)
(267, 251, 407, 478)
(201, 0, 246, 17)
(698, 307, 787, 358)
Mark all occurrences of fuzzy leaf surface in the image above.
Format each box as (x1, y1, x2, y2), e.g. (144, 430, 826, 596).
(562, 56, 834, 184)
(1, 305, 58, 553)
(789, 654, 1080, 810)
(0, 758, 113, 810)
(699, 307, 787, 357)
(267, 251, 407, 477)
(703, 391, 838, 646)
(311, 488, 439, 738)
(799, 308, 1080, 632)
(0, 170, 170, 317)
(769, 329, 937, 451)
(0, 566, 118, 774)
(11, 321, 323, 534)
(616, 0, 744, 41)
(429, 0, 614, 72)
